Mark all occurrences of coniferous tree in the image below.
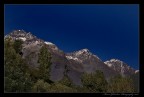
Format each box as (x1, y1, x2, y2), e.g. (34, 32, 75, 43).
(37, 45, 52, 83)
(4, 39, 33, 92)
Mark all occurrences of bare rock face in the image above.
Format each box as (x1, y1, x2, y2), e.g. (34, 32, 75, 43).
(5, 30, 139, 86)
(47, 46, 84, 85)
(5, 30, 44, 68)
(66, 49, 119, 80)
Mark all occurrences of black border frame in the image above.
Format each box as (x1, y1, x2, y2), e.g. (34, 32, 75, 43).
(1, 0, 143, 96)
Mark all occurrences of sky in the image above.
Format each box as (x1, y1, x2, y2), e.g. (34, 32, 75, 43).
(4, 4, 139, 69)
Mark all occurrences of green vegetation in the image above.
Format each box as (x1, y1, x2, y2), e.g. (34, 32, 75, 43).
(4, 39, 33, 92)
(107, 75, 135, 93)
(13, 39, 23, 53)
(59, 76, 72, 87)
(37, 44, 52, 83)
(4, 38, 137, 93)
(49, 83, 76, 93)
(32, 79, 51, 92)
(81, 70, 108, 93)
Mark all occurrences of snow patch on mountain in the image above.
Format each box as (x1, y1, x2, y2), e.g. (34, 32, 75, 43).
(104, 61, 113, 67)
(135, 70, 139, 74)
(110, 59, 121, 62)
(18, 37, 26, 41)
(66, 55, 82, 62)
(44, 41, 54, 45)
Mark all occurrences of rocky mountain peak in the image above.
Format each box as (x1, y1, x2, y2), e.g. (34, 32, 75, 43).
(5, 30, 45, 46)
(75, 48, 101, 60)
(104, 59, 122, 67)
(80, 48, 89, 52)
(65, 48, 101, 64)
(5, 29, 61, 53)
(74, 48, 91, 56)
(6, 30, 33, 37)
(5, 30, 35, 40)
(104, 59, 136, 76)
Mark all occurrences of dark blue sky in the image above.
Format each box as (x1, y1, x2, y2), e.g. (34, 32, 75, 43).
(4, 4, 139, 69)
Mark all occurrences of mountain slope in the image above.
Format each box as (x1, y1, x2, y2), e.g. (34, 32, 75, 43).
(5, 30, 139, 86)
(5, 30, 83, 85)
(104, 59, 137, 76)
(66, 49, 119, 80)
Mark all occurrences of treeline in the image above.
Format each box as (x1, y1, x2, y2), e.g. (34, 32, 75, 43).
(4, 38, 137, 93)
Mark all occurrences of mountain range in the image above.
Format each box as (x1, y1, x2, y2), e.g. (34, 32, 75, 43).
(4, 30, 139, 86)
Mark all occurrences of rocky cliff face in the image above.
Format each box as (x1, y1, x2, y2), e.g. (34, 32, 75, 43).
(66, 49, 120, 79)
